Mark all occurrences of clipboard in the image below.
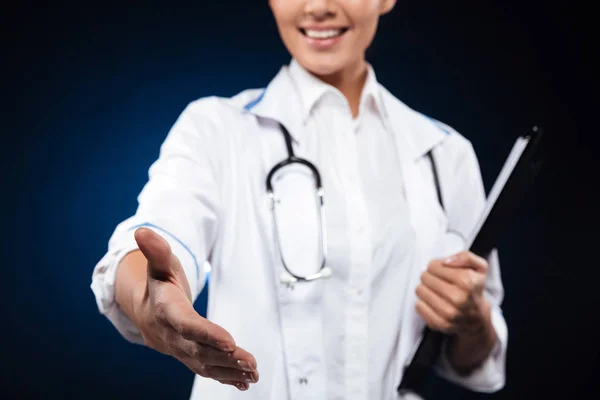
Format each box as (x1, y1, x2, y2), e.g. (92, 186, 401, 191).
(397, 126, 545, 396)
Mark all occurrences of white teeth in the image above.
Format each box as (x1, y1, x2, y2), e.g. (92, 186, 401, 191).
(304, 29, 342, 39)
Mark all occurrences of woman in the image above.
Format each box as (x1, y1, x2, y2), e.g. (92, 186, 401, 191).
(91, 1, 507, 399)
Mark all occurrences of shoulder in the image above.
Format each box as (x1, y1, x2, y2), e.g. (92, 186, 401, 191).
(425, 115, 476, 160)
(172, 89, 263, 134)
(420, 113, 481, 180)
(160, 88, 267, 158)
(181, 88, 265, 125)
(380, 85, 476, 161)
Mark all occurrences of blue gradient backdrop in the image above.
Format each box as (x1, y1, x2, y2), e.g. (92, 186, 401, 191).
(2, 2, 597, 399)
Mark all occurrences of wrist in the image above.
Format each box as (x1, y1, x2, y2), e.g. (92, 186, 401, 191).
(447, 299, 497, 374)
(114, 250, 150, 328)
(464, 298, 494, 338)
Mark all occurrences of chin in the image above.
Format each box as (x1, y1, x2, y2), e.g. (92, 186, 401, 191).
(295, 53, 352, 78)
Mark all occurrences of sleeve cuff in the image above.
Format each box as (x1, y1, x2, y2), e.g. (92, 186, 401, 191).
(434, 305, 507, 392)
(91, 244, 145, 344)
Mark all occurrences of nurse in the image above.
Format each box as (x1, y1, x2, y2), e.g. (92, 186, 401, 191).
(91, 1, 507, 399)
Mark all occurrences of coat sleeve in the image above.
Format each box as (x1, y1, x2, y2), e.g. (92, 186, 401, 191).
(90, 99, 223, 344)
(433, 134, 508, 392)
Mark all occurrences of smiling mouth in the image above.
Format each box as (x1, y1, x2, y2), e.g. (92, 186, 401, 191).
(299, 27, 349, 39)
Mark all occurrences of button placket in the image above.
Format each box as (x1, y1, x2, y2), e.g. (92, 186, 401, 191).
(344, 127, 371, 400)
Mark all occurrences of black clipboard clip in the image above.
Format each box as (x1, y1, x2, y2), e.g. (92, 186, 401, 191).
(397, 126, 545, 397)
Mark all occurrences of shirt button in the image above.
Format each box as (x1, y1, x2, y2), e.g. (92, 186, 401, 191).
(299, 377, 308, 385)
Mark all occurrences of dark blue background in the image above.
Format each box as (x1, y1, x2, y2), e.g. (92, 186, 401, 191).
(2, 2, 597, 399)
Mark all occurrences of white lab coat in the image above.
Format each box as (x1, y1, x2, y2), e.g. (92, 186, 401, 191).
(91, 63, 507, 400)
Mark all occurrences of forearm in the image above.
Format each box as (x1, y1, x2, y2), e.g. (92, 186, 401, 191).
(446, 301, 498, 375)
(114, 250, 149, 326)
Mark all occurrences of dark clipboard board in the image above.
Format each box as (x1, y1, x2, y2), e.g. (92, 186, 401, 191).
(397, 126, 545, 396)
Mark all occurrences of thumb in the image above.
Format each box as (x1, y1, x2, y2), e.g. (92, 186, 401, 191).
(134, 227, 174, 281)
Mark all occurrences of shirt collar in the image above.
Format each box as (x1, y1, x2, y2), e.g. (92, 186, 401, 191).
(287, 58, 387, 123)
(244, 60, 445, 160)
(358, 62, 387, 119)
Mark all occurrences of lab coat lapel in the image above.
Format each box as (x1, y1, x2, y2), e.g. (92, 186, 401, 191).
(246, 66, 306, 145)
(380, 86, 448, 244)
(380, 87, 449, 371)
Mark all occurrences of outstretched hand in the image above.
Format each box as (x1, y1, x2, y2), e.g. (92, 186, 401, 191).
(132, 227, 259, 391)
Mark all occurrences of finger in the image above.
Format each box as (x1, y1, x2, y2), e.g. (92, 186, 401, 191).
(442, 251, 487, 272)
(218, 381, 250, 391)
(201, 365, 259, 383)
(163, 303, 236, 352)
(416, 299, 455, 334)
(178, 339, 257, 371)
(181, 356, 258, 384)
(428, 264, 484, 294)
(228, 346, 258, 371)
(428, 262, 470, 286)
(421, 270, 467, 308)
(181, 358, 257, 384)
(416, 283, 461, 323)
(134, 227, 173, 281)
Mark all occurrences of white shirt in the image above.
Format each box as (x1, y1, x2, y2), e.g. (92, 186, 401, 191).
(283, 61, 417, 399)
(91, 59, 508, 400)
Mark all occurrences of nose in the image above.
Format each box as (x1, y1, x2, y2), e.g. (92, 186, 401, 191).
(304, 0, 335, 20)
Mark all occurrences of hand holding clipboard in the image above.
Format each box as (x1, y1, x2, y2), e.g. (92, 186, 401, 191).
(398, 126, 545, 396)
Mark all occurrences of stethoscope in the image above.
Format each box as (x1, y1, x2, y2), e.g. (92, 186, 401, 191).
(266, 123, 332, 285)
(266, 122, 466, 286)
